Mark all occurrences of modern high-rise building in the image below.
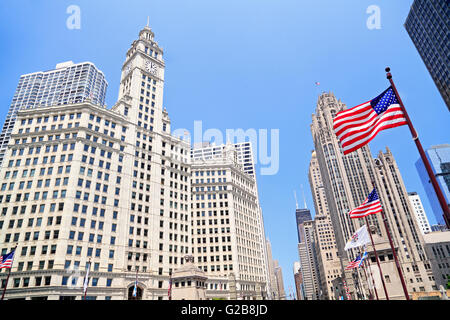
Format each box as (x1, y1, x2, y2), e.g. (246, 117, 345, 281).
(308, 150, 342, 300)
(0, 61, 108, 167)
(0, 26, 194, 300)
(190, 143, 269, 300)
(311, 92, 436, 299)
(408, 192, 432, 235)
(404, 0, 450, 111)
(294, 203, 324, 300)
(297, 220, 321, 300)
(191, 142, 255, 178)
(416, 144, 450, 227)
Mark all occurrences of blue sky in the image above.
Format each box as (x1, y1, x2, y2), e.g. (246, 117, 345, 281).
(0, 0, 448, 297)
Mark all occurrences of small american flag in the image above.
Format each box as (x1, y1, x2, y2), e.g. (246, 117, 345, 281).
(349, 189, 382, 219)
(333, 87, 407, 155)
(0, 250, 15, 269)
(345, 252, 368, 270)
(345, 255, 362, 270)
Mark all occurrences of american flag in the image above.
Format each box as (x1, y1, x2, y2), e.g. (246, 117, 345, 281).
(333, 87, 407, 155)
(349, 189, 382, 219)
(346, 252, 368, 270)
(345, 254, 362, 270)
(0, 250, 15, 269)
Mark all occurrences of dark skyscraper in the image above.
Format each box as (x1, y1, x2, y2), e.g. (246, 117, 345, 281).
(404, 0, 449, 111)
(295, 208, 312, 243)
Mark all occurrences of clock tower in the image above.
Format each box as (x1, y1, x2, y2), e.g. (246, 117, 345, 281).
(110, 25, 191, 294)
(117, 25, 166, 133)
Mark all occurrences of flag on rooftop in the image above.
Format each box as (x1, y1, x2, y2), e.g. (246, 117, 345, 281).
(349, 189, 382, 219)
(333, 86, 407, 155)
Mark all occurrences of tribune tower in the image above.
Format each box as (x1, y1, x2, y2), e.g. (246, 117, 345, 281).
(311, 92, 436, 299)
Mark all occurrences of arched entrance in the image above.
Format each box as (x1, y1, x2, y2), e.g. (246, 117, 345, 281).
(128, 285, 143, 300)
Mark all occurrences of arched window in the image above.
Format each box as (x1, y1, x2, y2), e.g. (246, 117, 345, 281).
(128, 285, 143, 300)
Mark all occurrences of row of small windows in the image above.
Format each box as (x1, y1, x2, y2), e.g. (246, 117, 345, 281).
(144, 46, 159, 59)
(195, 170, 226, 177)
(1, 203, 64, 216)
(20, 113, 82, 126)
(62, 277, 113, 288)
(18, 124, 80, 135)
(193, 178, 227, 184)
(1, 216, 61, 230)
(0, 186, 68, 203)
(194, 186, 228, 192)
(195, 193, 228, 200)
(13, 142, 75, 156)
(88, 114, 118, 128)
(3, 276, 52, 288)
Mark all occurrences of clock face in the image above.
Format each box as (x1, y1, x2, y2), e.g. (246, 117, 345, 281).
(145, 60, 158, 75)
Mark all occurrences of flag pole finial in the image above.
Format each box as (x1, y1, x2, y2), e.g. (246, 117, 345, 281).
(385, 67, 392, 79)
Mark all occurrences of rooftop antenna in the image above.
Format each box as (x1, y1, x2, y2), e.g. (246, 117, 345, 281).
(294, 190, 299, 210)
(300, 184, 307, 209)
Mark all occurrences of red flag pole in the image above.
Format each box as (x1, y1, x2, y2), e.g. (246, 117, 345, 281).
(364, 257, 379, 300)
(1, 245, 17, 301)
(1, 268, 11, 301)
(371, 179, 410, 300)
(379, 206, 410, 300)
(385, 67, 450, 228)
(360, 262, 372, 300)
(168, 271, 172, 300)
(364, 217, 390, 300)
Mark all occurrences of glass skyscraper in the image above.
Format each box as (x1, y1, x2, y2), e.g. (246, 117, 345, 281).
(415, 144, 450, 226)
(404, 0, 449, 111)
(0, 61, 108, 166)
